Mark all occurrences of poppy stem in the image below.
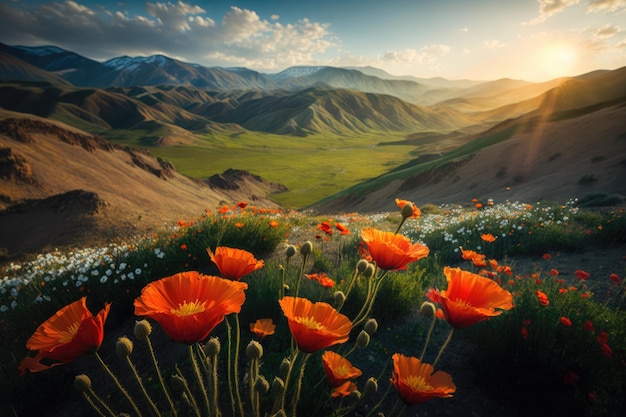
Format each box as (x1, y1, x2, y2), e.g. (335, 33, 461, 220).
(280, 349, 300, 412)
(79, 390, 115, 417)
(144, 335, 178, 417)
(293, 252, 310, 300)
(94, 351, 143, 417)
(353, 270, 387, 328)
(290, 352, 311, 417)
(189, 344, 211, 417)
(393, 217, 407, 235)
(364, 378, 394, 417)
(123, 355, 162, 417)
(433, 328, 455, 368)
(225, 316, 237, 417)
(233, 314, 245, 417)
(338, 268, 361, 312)
(174, 365, 201, 417)
(419, 314, 437, 363)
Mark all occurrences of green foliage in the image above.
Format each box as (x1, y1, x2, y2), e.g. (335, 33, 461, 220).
(579, 192, 625, 207)
(467, 270, 626, 416)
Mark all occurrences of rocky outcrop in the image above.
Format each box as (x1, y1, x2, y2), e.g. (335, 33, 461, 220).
(0, 147, 37, 184)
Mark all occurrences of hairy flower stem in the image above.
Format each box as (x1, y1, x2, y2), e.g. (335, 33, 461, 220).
(337, 269, 361, 312)
(225, 317, 236, 417)
(364, 379, 394, 417)
(393, 217, 407, 235)
(123, 355, 162, 417)
(79, 390, 114, 417)
(289, 353, 311, 417)
(279, 349, 300, 412)
(233, 314, 245, 417)
(145, 336, 178, 417)
(94, 352, 143, 417)
(433, 328, 455, 368)
(293, 253, 310, 300)
(189, 344, 211, 416)
(249, 356, 260, 417)
(175, 366, 201, 417)
(419, 315, 437, 363)
(353, 270, 388, 327)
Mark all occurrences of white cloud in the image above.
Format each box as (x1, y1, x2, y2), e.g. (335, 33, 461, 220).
(483, 40, 506, 49)
(587, 0, 626, 13)
(382, 44, 450, 64)
(0, 1, 337, 71)
(523, 0, 580, 25)
(591, 23, 621, 38)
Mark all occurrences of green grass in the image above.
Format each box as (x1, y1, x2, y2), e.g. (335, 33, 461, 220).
(103, 129, 417, 208)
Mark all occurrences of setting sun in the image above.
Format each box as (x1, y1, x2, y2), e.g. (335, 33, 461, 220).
(538, 43, 579, 78)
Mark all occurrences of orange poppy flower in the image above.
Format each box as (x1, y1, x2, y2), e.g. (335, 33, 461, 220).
(250, 318, 276, 340)
(460, 247, 480, 261)
(318, 221, 333, 235)
(19, 297, 110, 375)
(306, 272, 336, 288)
(395, 198, 421, 218)
(536, 290, 550, 307)
(278, 296, 351, 353)
(575, 269, 590, 281)
(269, 220, 279, 228)
(321, 351, 362, 387)
(360, 228, 429, 271)
(390, 353, 456, 405)
(134, 271, 248, 345)
(480, 234, 496, 243)
(427, 267, 514, 329)
(335, 223, 350, 235)
(331, 381, 358, 398)
(207, 246, 264, 281)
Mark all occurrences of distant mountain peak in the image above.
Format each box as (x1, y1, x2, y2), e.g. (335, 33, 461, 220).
(15, 45, 67, 56)
(103, 54, 171, 71)
(271, 66, 328, 79)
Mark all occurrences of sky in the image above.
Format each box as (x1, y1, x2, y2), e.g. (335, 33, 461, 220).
(1, 0, 625, 82)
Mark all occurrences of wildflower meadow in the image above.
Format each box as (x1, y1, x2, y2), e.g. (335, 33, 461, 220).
(1, 198, 625, 417)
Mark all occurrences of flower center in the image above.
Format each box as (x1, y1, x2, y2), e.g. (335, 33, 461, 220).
(59, 321, 80, 343)
(335, 364, 350, 377)
(171, 300, 207, 317)
(294, 315, 325, 330)
(404, 375, 433, 391)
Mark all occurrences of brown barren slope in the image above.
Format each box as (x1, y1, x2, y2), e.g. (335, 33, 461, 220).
(316, 103, 626, 213)
(0, 110, 284, 260)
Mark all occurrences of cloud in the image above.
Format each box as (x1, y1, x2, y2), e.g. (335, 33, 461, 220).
(483, 40, 506, 49)
(587, 0, 626, 13)
(591, 23, 621, 38)
(382, 44, 450, 64)
(0, 0, 336, 70)
(523, 0, 580, 25)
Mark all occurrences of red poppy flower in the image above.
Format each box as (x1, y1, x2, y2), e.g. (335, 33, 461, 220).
(521, 326, 529, 340)
(250, 318, 276, 340)
(390, 353, 456, 405)
(596, 331, 609, 345)
(542, 253, 552, 260)
(600, 343, 613, 359)
(563, 370, 580, 385)
(560, 317, 572, 327)
(427, 267, 514, 329)
(583, 320, 594, 332)
(207, 246, 264, 281)
(318, 221, 333, 235)
(321, 351, 362, 387)
(278, 297, 351, 353)
(134, 271, 248, 345)
(360, 228, 429, 271)
(536, 290, 549, 307)
(549, 268, 559, 277)
(237, 201, 248, 209)
(335, 223, 350, 235)
(609, 273, 622, 285)
(19, 297, 110, 375)
(575, 270, 590, 280)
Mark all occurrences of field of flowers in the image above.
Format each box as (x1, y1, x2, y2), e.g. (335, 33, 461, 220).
(1, 198, 625, 417)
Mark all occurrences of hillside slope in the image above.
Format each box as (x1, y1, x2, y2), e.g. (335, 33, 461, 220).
(0, 110, 284, 259)
(311, 102, 626, 213)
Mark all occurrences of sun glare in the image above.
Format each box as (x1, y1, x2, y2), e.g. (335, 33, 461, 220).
(537, 43, 579, 79)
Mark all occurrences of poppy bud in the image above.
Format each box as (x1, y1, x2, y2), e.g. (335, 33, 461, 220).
(134, 319, 152, 341)
(334, 291, 346, 307)
(364, 264, 376, 279)
(271, 377, 285, 396)
(283, 284, 290, 292)
(420, 301, 436, 318)
(364, 377, 378, 397)
(74, 374, 92, 393)
(364, 318, 378, 336)
(116, 336, 133, 358)
(300, 241, 313, 256)
(356, 259, 369, 273)
(279, 358, 291, 378)
(204, 336, 221, 357)
(246, 340, 263, 360)
(356, 330, 370, 348)
(400, 202, 415, 219)
(285, 245, 296, 258)
(255, 375, 270, 394)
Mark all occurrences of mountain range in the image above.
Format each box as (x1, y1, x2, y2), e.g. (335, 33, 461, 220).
(1, 42, 625, 258)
